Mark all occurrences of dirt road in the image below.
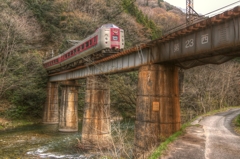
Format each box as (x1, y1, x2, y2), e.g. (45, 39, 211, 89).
(161, 108, 240, 159)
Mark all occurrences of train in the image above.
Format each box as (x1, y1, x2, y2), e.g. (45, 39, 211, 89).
(43, 24, 124, 73)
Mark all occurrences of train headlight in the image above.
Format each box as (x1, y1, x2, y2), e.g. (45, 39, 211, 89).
(105, 38, 108, 40)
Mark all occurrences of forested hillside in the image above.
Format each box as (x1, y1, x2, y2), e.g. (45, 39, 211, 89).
(136, 0, 185, 33)
(0, 0, 184, 120)
(0, 1, 47, 119)
(0, 0, 239, 124)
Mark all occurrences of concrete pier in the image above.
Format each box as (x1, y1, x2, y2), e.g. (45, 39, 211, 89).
(81, 76, 111, 144)
(43, 82, 59, 124)
(134, 64, 181, 158)
(59, 81, 79, 132)
(159, 65, 181, 137)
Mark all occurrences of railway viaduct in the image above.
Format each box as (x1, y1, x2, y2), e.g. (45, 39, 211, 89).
(43, 6, 240, 157)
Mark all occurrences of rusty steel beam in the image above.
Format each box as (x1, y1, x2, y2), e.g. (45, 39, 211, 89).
(49, 43, 149, 77)
(162, 6, 240, 42)
(48, 6, 240, 82)
(49, 6, 240, 78)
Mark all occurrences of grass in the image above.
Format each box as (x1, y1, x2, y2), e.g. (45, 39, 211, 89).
(148, 123, 189, 159)
(234, 114, 240, 134)
(0, 118, 40, 130)
(148, 106, 240, 159)
(235, 115, 240, 126)
(203, 106, 240, 117)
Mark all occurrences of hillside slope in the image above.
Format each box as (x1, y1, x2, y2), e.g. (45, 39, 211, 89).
(136, 0, 186, 33)
(0, 0, 186, 118)
(24, 0, 161, 52)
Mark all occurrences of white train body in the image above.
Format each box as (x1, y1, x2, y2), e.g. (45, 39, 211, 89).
(43, 24, 124, 71)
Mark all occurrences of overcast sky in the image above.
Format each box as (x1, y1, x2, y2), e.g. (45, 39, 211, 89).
(164, 0, 240, 14)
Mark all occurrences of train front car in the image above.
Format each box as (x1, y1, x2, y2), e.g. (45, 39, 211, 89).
(43, 24, 124, 73)
(99, 24, 124, 53)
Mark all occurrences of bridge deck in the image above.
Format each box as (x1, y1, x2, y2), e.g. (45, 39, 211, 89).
(49, 6, 240, 82)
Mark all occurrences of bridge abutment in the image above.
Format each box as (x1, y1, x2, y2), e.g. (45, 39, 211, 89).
(81, 76, 111, 145)
(58, 81, 79, 132)
(43, 82, 59, 124)
(134, 64, 181, 158)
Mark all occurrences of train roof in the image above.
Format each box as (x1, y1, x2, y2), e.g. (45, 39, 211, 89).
(101, 24, 119, 28)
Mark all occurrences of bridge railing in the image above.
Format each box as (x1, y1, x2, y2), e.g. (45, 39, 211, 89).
(164, 1, 240, 36)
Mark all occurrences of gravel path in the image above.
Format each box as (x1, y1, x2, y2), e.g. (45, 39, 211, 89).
(201, 108, 240, 159)
(161, 108, 240, 159)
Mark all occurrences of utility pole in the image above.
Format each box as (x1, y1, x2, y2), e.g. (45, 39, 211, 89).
(186, 0, 199, 24)
(186, 0, 194, 23)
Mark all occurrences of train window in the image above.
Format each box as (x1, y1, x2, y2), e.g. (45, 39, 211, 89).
(74, 49, 76, 53)
(78, 47, 80, 52)
(68, 53, 70, 57)
(112, 36, 118, 41)
(90, 40, 92, 45)
(82, 44, 84, 50)
(86, 42, 89, 47)
(71, 51, 73, 56)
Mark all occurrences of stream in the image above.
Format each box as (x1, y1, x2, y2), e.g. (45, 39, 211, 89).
(0, 123, 87, 158)
(0, 121, 134, 158)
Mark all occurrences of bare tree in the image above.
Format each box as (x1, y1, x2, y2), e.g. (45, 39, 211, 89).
(181, 61, 240, 122)
(0, 1, 43, 99)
